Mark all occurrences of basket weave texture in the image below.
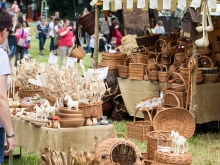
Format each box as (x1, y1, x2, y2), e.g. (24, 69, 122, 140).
(19, 89, 43, 99)
(69, 45, 85, 62)
(129, 63, 145, 80)
(118, 55, 135, 78)
(153, 108, 195, 139)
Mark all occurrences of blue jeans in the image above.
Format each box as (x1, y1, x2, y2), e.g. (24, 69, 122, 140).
(50, 36, 54, 52)
(0, 128, 5, 163)
(87, 35, 91, 53)
(39, 34, 46, 52)
(25, 40, 30, 54)
(9, 45, 16, 58)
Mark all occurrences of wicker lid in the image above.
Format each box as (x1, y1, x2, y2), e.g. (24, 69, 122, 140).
(153, 108, 195, 139)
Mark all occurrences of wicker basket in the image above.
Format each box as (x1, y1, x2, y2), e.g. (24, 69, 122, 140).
(118, 55, 136, 78)
(126, 109, 153, 142)
(215, 53, 220, 62)
(156, 53, 171, 66)
(167, 41, 179, 57)
(95, 132, 144, 165)
(210, 41, 220, 54)
(163, 72, 187, 108)
(79, 101, 103, 119)
(152, 150, 193, 165)
(147, 131, 172, 161)
(136, 34, 160, 50)
(129, 63, 145, 80)
(69, 45, 85, 62)
(43, 94, 57, 106)
(77, 10, 95, 36)
(115, 52, 127, 65)
(19, 89, 43, 99)
(174, 52, 186, 63)
(198, 56, 218, 83)
(21, 103, 36, 112)
(142, 153, 153, 165)
(148, 52, 159, 65)
(153, 107, 196, 139)
(102, 100, 114, 116)
(158, 65, 168, 83)
(148, 63, 160, 81)
(197, 47, 211, 55)
(155, 39, 168, 53)
(132, 46, 148, 64)
(199, 54, 216, 68)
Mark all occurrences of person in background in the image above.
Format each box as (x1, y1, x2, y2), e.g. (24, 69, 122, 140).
(15, 23, 27, 66)
(54, 11, 59, 18)
(19, 0, 27, 21)
(11, 1, 19, 16)
(155, 21, 165, 34)
(34, 18, 49, 56)
(143, 24, 152, 35)
(31, 0, 37, 21)
(49, 16, 55, 54)
(111, 23, 123, 47)
(8, 16, 17, 67)
(99, 17, 110, 51)
(0, 9, 16, 163)
(109, 12, 120, 24)
(22, 21, 31, 54)
(0, 0, 6, 10)
(58, 19, 73, 66)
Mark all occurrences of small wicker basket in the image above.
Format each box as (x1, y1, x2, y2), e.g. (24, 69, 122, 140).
(79, 101, 103, 119)
(148, 63, 160, 81)
(158, 65, 168, 83)
(129, 63, 145, 80)
(69, 45, 85, 62)
(118, 55, 136, 78)
(19, 89, 43, 99)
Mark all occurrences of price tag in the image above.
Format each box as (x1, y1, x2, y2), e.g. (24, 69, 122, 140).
(94, 67, 109, 80)
(66, 57, 77, 67)
(48, 52, 58, 64)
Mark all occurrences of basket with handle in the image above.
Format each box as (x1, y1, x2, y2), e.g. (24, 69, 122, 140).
(115, 52, 127, 65)
(154, 39, 168, 54)
(77, 10, 95, 35)
(148, 63, 160, 81)
(199, 52, 216, 68)
(163, 72, 187, 108)
(167, 41, 179, 57)
(19, 89, 43, 99)
(152, 150, 193, 165)
(153, 107, 196, 139)
(117, 55, 136, 78)
(135, 34, 160, 50)
(69, 45, 85, 62)
(147, 131, 172, 161)
(210, 41, 220, 54)
(198, 56, 218, 83)
(132, 46, 149, 64)
(126, 108, 153, 142)
(158, 65, 168, 83)
(129, 63, 145, 80)
(95, 132, 144, 165)
(174, 52, 186, 63)
(156, 53, 171, 66)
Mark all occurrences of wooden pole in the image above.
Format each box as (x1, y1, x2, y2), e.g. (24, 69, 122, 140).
(93, 6, 100, 68)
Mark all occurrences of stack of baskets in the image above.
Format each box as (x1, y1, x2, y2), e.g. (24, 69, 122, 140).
(117, 55, 136, 78)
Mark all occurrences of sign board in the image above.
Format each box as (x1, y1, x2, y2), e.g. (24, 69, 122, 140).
(48, 53, 58, 64)
(94, 67, 109, 80)
(66, 57, 77, 67)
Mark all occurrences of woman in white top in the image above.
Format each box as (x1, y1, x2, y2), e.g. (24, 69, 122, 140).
(22, 21, 32, 54)
(155, 21, 165, 34)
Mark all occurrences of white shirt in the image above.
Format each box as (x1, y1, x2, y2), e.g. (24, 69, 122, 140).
(155, 26, 165, 34)
(49, 21, 54, 37)
(0, 48, 11, 127)
(0, 39, 8, 50)
(23, 27, 31, 40)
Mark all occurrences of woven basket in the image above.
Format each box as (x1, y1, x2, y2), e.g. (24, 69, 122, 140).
(136, 34, 160, 50)
(69, 45, 85, 62)
(79, 101, 103, 119)
(215, 53, 220, 62)
(132, 46, 148, 64)
(197, 47, 211, 55)
(95, 132, 144, 165)
(156, 53, 171, 66)
(167, 41, 179, 57)
(198, 56, 218, 83)
(199, 53, 216, 68)
(174, 52, 186, 63)
(77, 10, 95, 35)
(129, 63, 145, 80)
(158, 65, 168, 83)
(102, 100, 114, 116)
(126, 109, 153, 142)
(115, 52, 127, 65)
(147, 131, 172, 161)
(118, 55, 136, 78)
(164, 72, 187, 108)
(153, 107, 195, 139)
(155, 39, 168, 53)
(148, 52, 159, 65)
(210, 41, 220, 54)
(19, 89, 43, 99)
(148, 63, 160, 81)
(142, 153, 153, 165)
(152, 150, 193, 165)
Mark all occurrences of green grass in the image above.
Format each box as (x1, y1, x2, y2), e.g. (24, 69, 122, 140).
(3, 22, 220, 165)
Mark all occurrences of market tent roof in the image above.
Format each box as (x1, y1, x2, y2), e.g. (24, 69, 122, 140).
(103, 0, 220, 11)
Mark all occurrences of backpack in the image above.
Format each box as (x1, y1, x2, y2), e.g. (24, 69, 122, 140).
(21, 5, 27, 13)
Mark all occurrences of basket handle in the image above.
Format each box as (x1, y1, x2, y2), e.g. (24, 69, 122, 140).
(166, 72, 187, 91)
(198, 55, 214, 69)
(123, 54, 136, 66)
(111, 132, 128, 139)
(134, 108, 153, 124)
(156, 53, 171, 64)
(153, 131, 169, 140)
(155, 39, 167, 52)
(148, 63, 160, 72)
(161, 92, 180, 107)
(137, 46, 148, 54)
(159, 65, 168, 72)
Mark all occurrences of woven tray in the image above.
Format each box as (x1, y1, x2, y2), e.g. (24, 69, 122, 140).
(152, 150, 193, 165)
(153, 108, 195, 139)
(126, 109, 153, 142)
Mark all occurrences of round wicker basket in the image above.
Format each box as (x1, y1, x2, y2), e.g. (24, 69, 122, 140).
(153, 108, 195, 139)
(95, 132, 144, 165)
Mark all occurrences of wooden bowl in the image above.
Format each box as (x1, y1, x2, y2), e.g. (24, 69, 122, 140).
(59, 118, 85, 128)
(59, 117, 84, 121)
(58, 113, 83, 118)
(59, 107, 82, 114)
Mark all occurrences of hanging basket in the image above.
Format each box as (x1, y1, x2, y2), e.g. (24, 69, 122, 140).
(95, 132, 144, 165)
(69, 45, 85, 62)
(126, 109, 153, 142)
(153, 107, 195, 139)
(117, 55, 136, 78)
(77, 10, 95, 36)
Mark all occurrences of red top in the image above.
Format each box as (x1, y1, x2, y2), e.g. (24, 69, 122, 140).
(111, 28, 123, 46)
(58, 27, 73, 47)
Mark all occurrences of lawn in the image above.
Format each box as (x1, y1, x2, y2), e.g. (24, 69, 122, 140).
(2, 22, 220, 165)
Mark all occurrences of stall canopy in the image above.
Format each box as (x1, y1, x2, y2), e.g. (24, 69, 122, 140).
(101, 0, 220, 11)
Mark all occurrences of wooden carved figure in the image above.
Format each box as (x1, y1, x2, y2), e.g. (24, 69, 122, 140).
(171, 130, 188, 155)
(44, 100, 56, 117)
(64, 94, 89, 111)
(34, 104, 45, 120)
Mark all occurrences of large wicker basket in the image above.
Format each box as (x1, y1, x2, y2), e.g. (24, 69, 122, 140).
(135, 34, 160, 50)
(117, 55, 136, 78)
(147, 131, 172, 161)
(126, 109, 153, 142)
(77, 10, 95, 35)
(153, 107, 195, 139)
(79, 101, 103, 119)
(115, 52, 127, 65)
(152, 150, 193, 165)
(69, 45, 85, 62)
(95, 132, 144, 165)
(19, 89, 43, 99)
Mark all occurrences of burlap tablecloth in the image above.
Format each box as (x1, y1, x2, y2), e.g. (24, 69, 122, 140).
(11, 116, 116, 161)
(117, 78, 220, 124)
